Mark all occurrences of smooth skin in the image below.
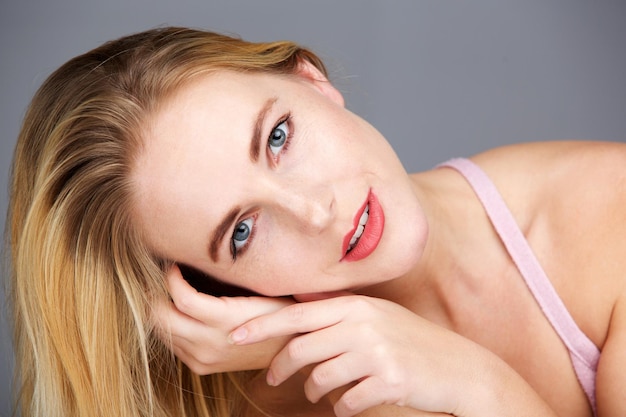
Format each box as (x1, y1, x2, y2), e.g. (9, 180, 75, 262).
(139, 62, 626, 416)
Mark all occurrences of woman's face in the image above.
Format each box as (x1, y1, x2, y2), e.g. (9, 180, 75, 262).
(133, 62, 428, 296)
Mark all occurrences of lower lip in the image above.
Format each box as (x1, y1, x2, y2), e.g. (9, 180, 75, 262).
(341, 190, 385, 262)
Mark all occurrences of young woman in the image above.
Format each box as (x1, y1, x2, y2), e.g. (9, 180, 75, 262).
(7, 26, 625, 417)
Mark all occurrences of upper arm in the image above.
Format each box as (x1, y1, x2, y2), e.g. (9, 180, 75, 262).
(596, 293, 626, 416)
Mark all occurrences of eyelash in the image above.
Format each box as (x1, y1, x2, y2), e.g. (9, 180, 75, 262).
(230, 114, 293, 261)
(268, 113, 293, 162)
(230, 214, 257, 261)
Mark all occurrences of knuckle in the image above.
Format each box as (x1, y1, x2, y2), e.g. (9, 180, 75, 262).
(196, 351, 217, 367)
(242, 320, 262, 338)
(355, 321, 381, 344)
(382, 369, 403, 392)
(190, 362, 214, 375)
(371, 340, 390, 358)
(286, 338, 305, 362)
(347, 296, 378, 318)
(187, 361, 206, 375)
(349, 295, 373, 310)
(309, 365, 329, 389)
(174, 294, 195, 314)
(197, 353, 215, 366)
(287, 303, 305, 323)
(173, 345, 214, 375)
(338, 391, 360, 414)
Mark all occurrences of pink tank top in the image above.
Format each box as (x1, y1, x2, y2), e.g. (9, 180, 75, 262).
(439, 158, 600, 415)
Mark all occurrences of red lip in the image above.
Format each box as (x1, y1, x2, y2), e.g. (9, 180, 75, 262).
(341, 190, 385, 262)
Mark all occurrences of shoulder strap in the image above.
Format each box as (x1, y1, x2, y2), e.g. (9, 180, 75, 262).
(438, 158, 599, 413)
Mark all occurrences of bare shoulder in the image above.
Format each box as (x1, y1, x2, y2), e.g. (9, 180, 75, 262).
(472, 140, 626, 192)
(470, 141, 626, 246)
(469, 140, 626, 228)
(473, 141, 626, 413)
(473, 141, 626, 339)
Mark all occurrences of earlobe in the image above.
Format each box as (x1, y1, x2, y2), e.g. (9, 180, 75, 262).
(295, 59, 345, 107)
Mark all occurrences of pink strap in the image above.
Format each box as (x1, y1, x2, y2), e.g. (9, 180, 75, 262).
(439, 158, 599, 414)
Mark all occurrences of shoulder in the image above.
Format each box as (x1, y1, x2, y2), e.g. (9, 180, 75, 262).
(458, 142, 626, 413)
(470, 140, 626, 232)
(471, 140, 626, 193)
(469, 140, 626, 236)
(472, 141, 626, 347)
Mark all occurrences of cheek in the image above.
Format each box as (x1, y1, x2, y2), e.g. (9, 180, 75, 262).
(235, 238, 323, 296)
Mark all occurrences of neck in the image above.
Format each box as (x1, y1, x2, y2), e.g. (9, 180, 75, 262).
(357, 167, 501, 329)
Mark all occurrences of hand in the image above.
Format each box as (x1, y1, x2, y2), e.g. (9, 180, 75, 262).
(228, 295, 555, 417)
(228, 294, 473, 415)
(152, 264, 294, 374)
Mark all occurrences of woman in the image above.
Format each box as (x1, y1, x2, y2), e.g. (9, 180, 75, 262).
(7, 26, 624, 417)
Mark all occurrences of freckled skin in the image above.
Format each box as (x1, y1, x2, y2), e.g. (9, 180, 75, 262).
(137, 63, 626, 417)
(133, 66, 428, 296)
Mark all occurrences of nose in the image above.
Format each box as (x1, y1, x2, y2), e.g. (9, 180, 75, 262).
(267, 179, 335, 234)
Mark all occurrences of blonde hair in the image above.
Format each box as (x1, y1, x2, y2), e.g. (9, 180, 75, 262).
(7, 26, 328, 417)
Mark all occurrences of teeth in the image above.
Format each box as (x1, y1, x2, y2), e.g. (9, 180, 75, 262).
(358, 206, 369, 225)
(347, 205, 369, 252)
(350, 225, 364, 246)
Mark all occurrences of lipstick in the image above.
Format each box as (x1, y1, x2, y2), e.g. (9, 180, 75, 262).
(341, 190, 385, 262)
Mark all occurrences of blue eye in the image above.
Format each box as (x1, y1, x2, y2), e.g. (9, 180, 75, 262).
(231, 218, 254, 259)
(268, 120, 289, 156)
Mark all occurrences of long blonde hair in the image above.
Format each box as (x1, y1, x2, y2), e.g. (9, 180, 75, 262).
(7, 27, 328, 417)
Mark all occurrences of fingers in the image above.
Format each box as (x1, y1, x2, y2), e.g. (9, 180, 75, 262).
(267, 324, 402, 415)
(152, 297, 214, 341)
(152, 295, 291, 375)
(303, 352, 370, 403)
(166, 264, 294, 325)
(152, 264, 300, 375)
(267, 324, 355, 387)
(165, 264, 226, 324)
(334, 376, 397, 417)
(229, 295, 358, 344)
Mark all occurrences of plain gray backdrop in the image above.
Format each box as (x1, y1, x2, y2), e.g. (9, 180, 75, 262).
(1, 1, 625, 414)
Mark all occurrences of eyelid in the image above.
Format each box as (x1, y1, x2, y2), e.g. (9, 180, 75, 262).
(267, 113, 293, 163)
(230, 213, 258, 261)
(230, 113, 292, 261)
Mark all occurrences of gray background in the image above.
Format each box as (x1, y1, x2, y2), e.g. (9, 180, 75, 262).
(1, 1, 625, 414)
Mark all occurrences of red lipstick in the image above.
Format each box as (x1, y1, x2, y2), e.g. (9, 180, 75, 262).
(341, 190, 385, 262)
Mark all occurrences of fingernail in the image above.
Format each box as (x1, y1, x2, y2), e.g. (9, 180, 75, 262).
(228, 327, 248, 344)
(266, 370, 276, 386)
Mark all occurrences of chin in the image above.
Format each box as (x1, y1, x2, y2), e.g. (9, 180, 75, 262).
(350, 237, 425, 293)
(385, 217, 428, 277)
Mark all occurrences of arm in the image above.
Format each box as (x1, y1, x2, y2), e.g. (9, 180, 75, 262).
(475, 141, 626, 416)
(230, 294, 558, 417)
(596, 294, 626, 416)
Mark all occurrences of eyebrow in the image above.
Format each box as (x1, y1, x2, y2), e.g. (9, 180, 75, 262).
(249, 97, 278, 162)
(209, 98, 278, 263)
(209, 205, 241, 262)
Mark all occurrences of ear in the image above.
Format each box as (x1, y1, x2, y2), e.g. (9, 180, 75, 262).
(295, 59, 345, 107)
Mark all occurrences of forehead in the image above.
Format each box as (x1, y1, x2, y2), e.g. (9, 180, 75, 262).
(129, 71, 281, 258)
(141, 71, 272, 160)
(157, 71, 267, 119)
